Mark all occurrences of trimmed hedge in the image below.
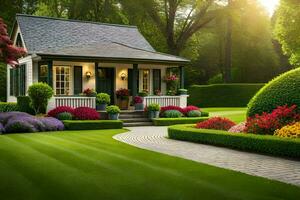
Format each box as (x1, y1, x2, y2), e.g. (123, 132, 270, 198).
(188, 84, 264, 107)
(0, 102, 19, 112)
(63, 120, 123, 130)
(17, 96, 35, 114)
(248, 68, 300, 116)
(168, 125, 300, 158)
(153, 117, 209, 126)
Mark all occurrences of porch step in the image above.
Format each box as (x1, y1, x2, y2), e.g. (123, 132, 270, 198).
(123, 122, 153, 127)
(119, 114, 146, 119)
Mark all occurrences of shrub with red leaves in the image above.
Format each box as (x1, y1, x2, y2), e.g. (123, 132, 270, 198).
(245, 105, 300, 135)
(73, 107, 100, 120)
(160, 106, 184, 116)
(47, 106, 75, 118)
(196, 117, 236, 130)
(182, 106, 200, 115)
(133, 96, 143, 104)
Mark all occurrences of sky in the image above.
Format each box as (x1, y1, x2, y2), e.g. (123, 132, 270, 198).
(258, 0, 280, 15)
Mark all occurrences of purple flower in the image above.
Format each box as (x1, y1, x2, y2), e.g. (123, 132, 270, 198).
(5, 118, 38, 133)
(0, 122, 4, 134)
(39, 117, 64, 131)
(0, 112, 32, 125)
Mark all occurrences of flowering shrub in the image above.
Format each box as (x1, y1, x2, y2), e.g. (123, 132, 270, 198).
(196, 117, 236, 130)
(187, 110, 201, 117)
(228, 122, 246, 133)
(73, 107, 100, 120)
(5, 118, 37, 133)
(0, 122, 4, 133)
(83, 88, 97, 97)
(116, 88, 130, 100)
(160, 106, 184, 116)
(39, 117, 64, 131)
(165, 75, 179, 95)
(133, 96, 143, 104)
(182, 106, 200, 115)
(47, 106, 75, 118)
(0, 112, 31, 124)
(245, 105, 300, 135)
(274, 122, 300, 138)
(163, 110, 183, 118)
(165, 75, 179, 82)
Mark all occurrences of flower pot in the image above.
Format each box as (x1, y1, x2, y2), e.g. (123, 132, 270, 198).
(148, 111, 160, 119)
(108, 113, 119, 120)
(117, 99, 129, 110)
(96, 103, 107, 111)
(135, 103, 144, 111)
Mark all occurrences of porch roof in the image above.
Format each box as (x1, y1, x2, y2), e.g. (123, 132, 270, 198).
(16, 14, 189, 64)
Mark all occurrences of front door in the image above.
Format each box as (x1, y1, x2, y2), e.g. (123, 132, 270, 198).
(96, 67, 115, 103)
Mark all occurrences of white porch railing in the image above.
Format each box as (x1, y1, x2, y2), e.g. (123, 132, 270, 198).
(144, 95, 189, 108)
(47, 96, 96, 111)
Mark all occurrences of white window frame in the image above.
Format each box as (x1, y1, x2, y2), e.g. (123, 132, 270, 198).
(53, 66, 72, 96)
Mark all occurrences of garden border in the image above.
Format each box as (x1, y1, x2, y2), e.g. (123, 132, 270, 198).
(63, 120, 123, 130)
(168, 125, 300, 158)
(153, 117, 209, 126)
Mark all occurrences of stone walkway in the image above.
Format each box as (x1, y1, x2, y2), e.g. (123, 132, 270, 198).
(113, 126, 300, 186)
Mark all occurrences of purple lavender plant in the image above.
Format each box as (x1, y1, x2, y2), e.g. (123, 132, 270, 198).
(39, 117, 64, 131)
(0, 112, 32, 125)
(5, 118, 38, 133)
(0, 122, 4, 134)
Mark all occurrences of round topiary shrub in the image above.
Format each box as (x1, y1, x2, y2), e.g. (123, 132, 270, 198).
(163, 110, 183, 118)
(247, 68, 300, 116)
(73, 107, 100, 120)
(28, 82, 54, 114)
(187, 110, 201, 117)
(57, 112, 73, 120)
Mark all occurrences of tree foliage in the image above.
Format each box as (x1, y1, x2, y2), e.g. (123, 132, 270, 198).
(275, 0, 300, 66)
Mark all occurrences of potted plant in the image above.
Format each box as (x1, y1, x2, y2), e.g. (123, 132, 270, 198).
(134, 96, 144, 110)
(147, 103, 160, 119)
(116, 88, 129, 110)
(83, 88, 97, 97)
(106, 105, 121, 120)
(178, 89, 188, 95)
(165, 75, 179, 95)
(138, 90, 148, 97)
(96, 93, 110, 111)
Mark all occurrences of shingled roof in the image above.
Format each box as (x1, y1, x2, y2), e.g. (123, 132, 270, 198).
(15, 14, 189, 64)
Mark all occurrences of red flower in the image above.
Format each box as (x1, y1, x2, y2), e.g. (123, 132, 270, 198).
(116, 88, 129, 99)
(73, 107, 100, 120)
(160, 106, 184, 116)
(134, 96, 143, 104)
(47, 106, 75, 118)
(182, 106, 200, 115)
(196, 117, 236, 130)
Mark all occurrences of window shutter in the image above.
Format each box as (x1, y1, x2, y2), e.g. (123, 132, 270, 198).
(152, 69, 161, 92)
(73, 66, 83, 95)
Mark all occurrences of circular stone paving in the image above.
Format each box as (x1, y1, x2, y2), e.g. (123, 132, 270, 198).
(114, 126, 300, 186)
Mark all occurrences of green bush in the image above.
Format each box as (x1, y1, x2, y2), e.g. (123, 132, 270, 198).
(201, 111, 209, 117)
(0, 63, 6, 102)
(188, 84, 264, 107)
(147, 103, 160, 111)
(57, 112, 73, 120)
(247, 68, 300, 116)
(0, 102, 19, 112)
(164, 110, 182, 118)
(96, 93, 110, 105)
(106, 105, 121, 114)
(17, 96, 34, 114)
(153, 117, 209, 126)
(168, 125, 300, 158)
(63, 120, 123, 130)
(28, 83, 53, 114)
(187, 110, 202, 117)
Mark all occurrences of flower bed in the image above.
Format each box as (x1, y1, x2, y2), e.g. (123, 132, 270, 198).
(153, 117, 209, 126)
(0, 112, 64, 134)
(168, 125, 300, 158)
(63, 120, 123, 130)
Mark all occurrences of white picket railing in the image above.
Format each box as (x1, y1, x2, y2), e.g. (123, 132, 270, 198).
(144, 95, 188, 108)
(47, 96, 96, 111)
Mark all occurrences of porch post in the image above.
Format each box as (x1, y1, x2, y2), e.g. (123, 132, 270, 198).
(95, 62, 98, 92)
(179, 66, 184, 89)
(47, 61, 53, 87)
(132, 64, 138, 97)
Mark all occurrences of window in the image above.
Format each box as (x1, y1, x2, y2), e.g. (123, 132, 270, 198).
(16, 33, 23, 47)
(142, 69, 150, 92)
(54, 66, 70, 95)
(152, 69, 161, 92)
(38, 65, 48, 83)
(10, 64, 26, 96)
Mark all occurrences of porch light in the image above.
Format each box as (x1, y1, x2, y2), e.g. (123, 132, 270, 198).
(120, 73, 127, 80)
(86, 71, 92, 79)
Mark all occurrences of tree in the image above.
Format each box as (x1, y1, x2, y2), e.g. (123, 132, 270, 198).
(121, 0, 219, 55)
(223, 0, 232, 83)
(0, 18, 26, 67)
(275, 0, 300, 66)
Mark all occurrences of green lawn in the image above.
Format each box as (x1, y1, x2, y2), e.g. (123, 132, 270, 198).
(202, 107, 247, 123)
(0, 129, 299, 200)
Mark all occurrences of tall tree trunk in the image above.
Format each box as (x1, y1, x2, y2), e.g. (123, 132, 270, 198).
(224, 0, 232, 83)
